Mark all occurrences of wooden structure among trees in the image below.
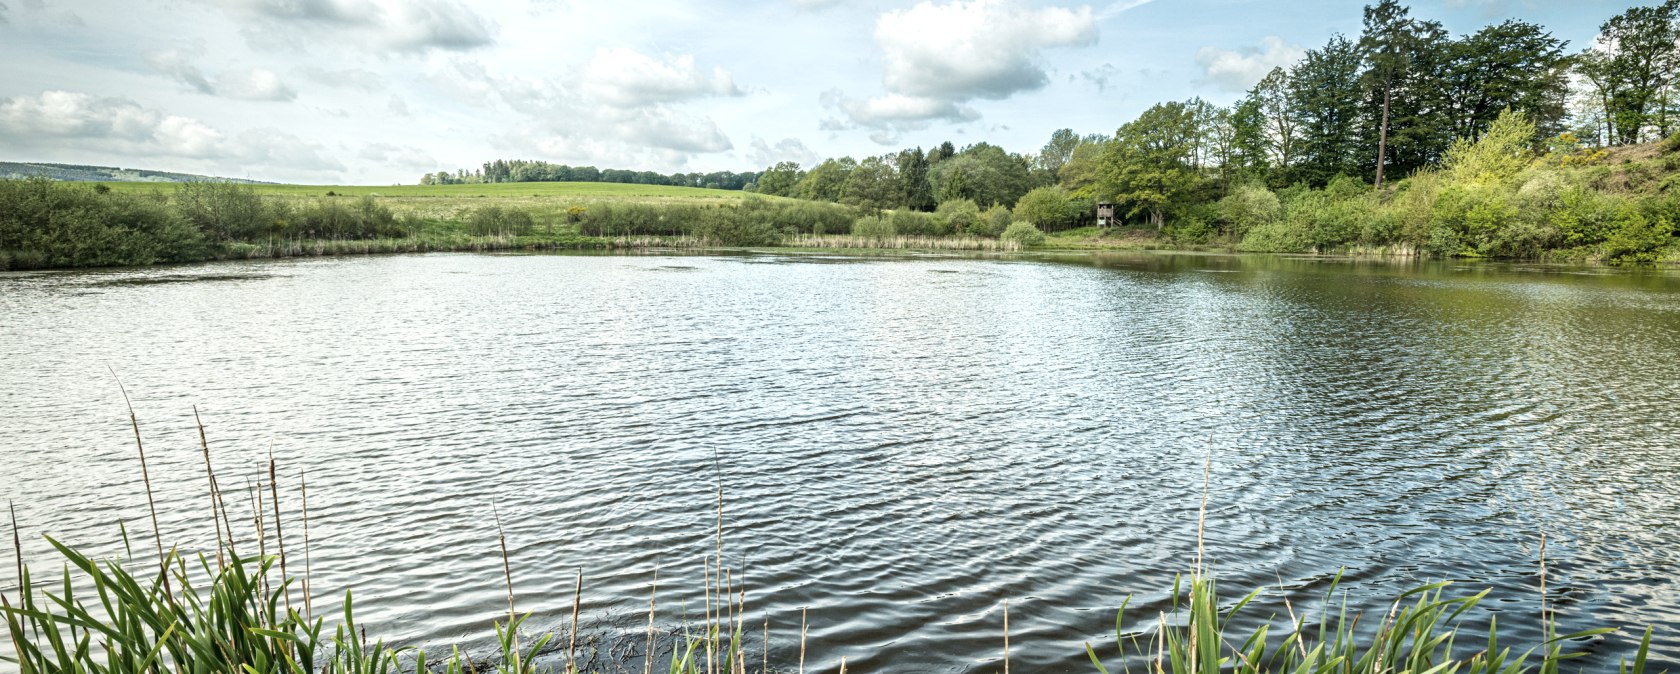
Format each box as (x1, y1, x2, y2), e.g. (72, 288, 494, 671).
(1096, 202, 1116, 227)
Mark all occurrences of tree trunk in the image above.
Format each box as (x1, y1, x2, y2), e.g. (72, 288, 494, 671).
(1375, 80, 1392, 189)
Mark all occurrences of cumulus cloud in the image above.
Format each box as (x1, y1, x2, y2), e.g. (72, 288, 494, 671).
(877, 0, 1096, 101)
(296, 66, 384, 91)
(1194, 36, 1305, 92)
(430, 61, 733, 164)
(0, 90, 342, 177)
(831, 0, 1095, 135)
(147, 48, 299, 101)
(358, 142, 437, 169)
(582, 48, 742, 107)
(208, 0, 495, 52)
(747, 137, 820, 167)
(1081, 63, 1120, 92)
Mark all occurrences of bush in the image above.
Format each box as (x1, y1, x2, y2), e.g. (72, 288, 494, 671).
(936, 198, 983, 235)
(852, 215, 896, 240)
(297, 196, 402, 239)
(1215, 184, 1280, 239)
(175, 182, 283, 242)
(1602, 205, 1674, 264)
(979, 204, 1012, 237)
(467, 205, 535, 236)
(1000, 220, 1045, 246)
(890, 209, 946, 236)
(1012, 186, 1075, 230)
(0, 178, 206, 269)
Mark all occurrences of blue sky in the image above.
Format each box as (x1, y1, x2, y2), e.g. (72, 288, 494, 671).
(0, 0, 1647, 184)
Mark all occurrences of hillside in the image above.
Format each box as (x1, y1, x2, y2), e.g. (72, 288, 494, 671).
(0, 161, 271, 184)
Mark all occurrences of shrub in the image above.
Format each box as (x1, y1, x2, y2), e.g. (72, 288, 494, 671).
(890, 209, 946, 236)
(1602, 205, 1674, 264)
(1215, 184, 1280, 239)
(852, 215, 897, 240)
(468, 205, 535, 236)
(1000, 220, 1045, 246)
(936, 198, 982, 235)
(1012, 186, 1075, 230)
(979, 204, 1012, 237)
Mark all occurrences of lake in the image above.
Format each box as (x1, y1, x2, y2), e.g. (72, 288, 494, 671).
(1, 250, 1677, 672)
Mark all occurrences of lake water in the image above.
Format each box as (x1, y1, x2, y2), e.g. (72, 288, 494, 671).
(2, 250, 1677, 672)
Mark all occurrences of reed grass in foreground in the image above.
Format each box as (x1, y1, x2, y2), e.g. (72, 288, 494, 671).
(0, 409, 1663, 674)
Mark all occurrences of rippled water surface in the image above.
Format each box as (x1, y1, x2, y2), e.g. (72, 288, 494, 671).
(2, 251, 1678, 672)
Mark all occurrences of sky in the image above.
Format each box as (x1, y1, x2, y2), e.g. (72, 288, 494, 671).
(0, 0, 1650, 184)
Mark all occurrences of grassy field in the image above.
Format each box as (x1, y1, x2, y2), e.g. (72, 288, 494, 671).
(93, 181, 759, 200)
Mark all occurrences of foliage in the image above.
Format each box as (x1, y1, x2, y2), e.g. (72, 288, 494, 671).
(852, 215, 897, 240)
(890, 209, 947, 236)
(0, 178, 205, 270)
(1012, 186, 1078, 230)
(935, 199, 984, 236)
(1215, 184, 1282, 239)
(929, 143, 1033, 208)
(1100, 101, 1205, 228)
(1000, 221, 1046, 246)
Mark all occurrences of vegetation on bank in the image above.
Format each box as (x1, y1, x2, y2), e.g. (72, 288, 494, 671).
(1, 410, 1662, 674)
(743, 1, 1680, 263)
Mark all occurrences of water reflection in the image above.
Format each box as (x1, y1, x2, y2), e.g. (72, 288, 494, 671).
(1, 250, 1676, 673)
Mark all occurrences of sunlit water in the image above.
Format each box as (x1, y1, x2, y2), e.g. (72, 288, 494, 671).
(2, 251, 1677, 672)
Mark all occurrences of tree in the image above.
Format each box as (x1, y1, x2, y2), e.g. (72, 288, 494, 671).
(895, 148, 935, 211)
(796, 157, 855, 202)
(1583, 1, 1680, 144)
(1039, 129, 1080, 173)
(928, 143, 1032, 208)
(1099, 101, 1203, 229)
(757, 162, 804, 197)
(841, 156, 899, 215)
(1012, 185, 1076, 230)
(1249, 67, 1298, 182)
(1230, 96, 1270, 180)
(1359, 1, 1446, 188)
(1058, 134, 1110, 197)
(1291, 36, 1366, 185)
(1444, 21, 1571, 144)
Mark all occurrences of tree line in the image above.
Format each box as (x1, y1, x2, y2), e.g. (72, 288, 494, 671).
(421, 159, 760, 191)
(747, 0, 1680, 261)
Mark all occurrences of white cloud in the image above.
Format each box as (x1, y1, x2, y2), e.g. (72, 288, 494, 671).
(747, 137, 820, 167)
(876, 0, 1096, 101)
(790, 0, 844, 8)
(296, 66, 385, 91)
(0, 90, 342, 177)
(831, 0, 1096, 134)
(1193, 36, 1305, 92)
(147, 48, 299, 101)
(430, 61, 733, 164)
(358, 142, 437, 169)
(582, 48, 743, 107)
(206, 0, 495, 52)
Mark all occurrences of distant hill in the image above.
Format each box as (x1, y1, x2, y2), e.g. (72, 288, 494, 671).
(0, 162, 271, 184)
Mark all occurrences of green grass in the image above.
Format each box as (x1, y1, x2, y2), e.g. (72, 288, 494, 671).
(90, 181, 764, 201)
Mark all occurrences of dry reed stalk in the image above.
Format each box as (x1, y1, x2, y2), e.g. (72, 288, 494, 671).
(300, 469, 313, 619)
(267, 450, 291, 613)
(1275, 570, 1308, 659)
(726, 568, 736, 638)
(762, 612, 768, 674)
(1195, 447, 1210, 577)
(493, 504, 520, 673)
(799, 608, 807, 674)
(1539, 533, 1548, 640)
(644, 566, 658, 674)
(1155, 612, 1166, 674)
(252, 478, 272, 599)
(569, 567, 582, 674)
(839, 656, 846, 674)
(1003, 599, 1010, 674)
(193, 406, 226, 571)
(705, 555, 715, 674)
(111, 372, 171, 596)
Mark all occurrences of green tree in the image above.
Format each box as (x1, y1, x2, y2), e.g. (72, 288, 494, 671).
(895, 148, 935, 211)
(1012, 185, 1077, 230)
(1039, 128, 1080, 174)
(757, 161, 804, 197)
(1249, 67, 1298, 183)
(1099, 101, 1204, 229)
(1445, 21, 1572, 144)
(1359, 1, 1448, 188)
(840, 156, 900, 215)
(1291, 36, 1366, 185)
(928, 143, 1032, 208)
(796, 157, 856, 202)
(1583, 1, 1680, 144)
